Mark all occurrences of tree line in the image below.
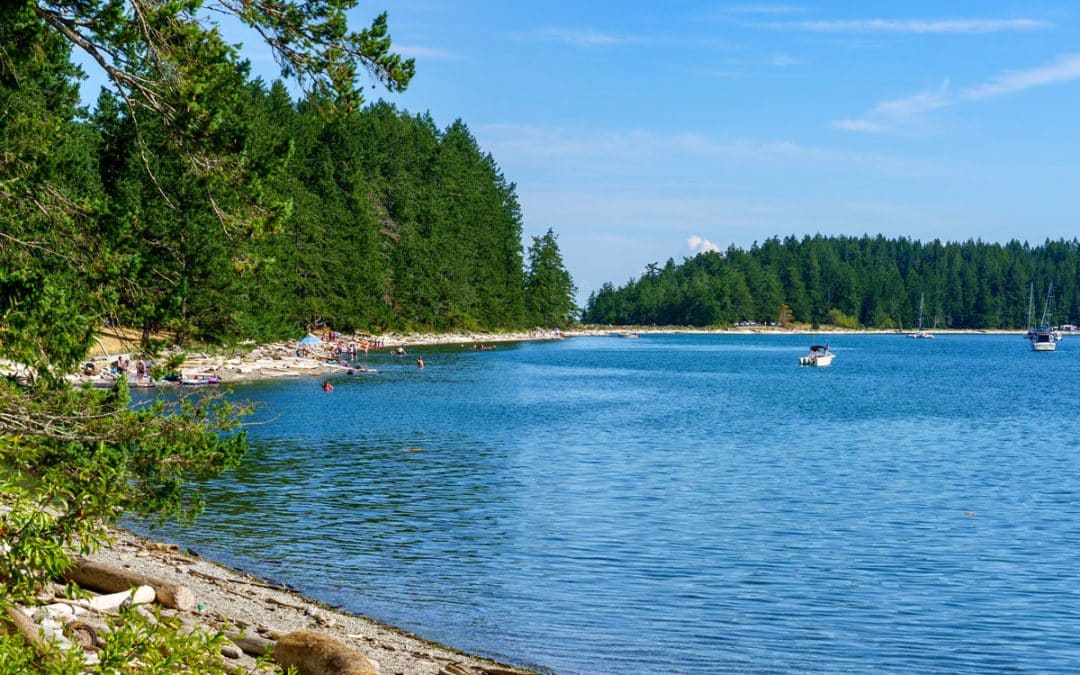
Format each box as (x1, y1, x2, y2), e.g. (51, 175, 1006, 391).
(583, 235, 1080, 329)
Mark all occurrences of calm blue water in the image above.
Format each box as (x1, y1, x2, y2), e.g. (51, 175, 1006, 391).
(136, 335, 1080, 673)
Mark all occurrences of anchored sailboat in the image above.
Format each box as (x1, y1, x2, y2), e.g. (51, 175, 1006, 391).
(909, 294, 934, 339)
(1029, 283, 1057, 352)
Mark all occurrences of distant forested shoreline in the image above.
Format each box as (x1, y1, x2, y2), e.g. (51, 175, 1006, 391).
(582, 235, 1080, 329)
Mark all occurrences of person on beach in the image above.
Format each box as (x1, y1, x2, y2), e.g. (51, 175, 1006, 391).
(416, 357, 424, 369)
(322, 380, 333, 392)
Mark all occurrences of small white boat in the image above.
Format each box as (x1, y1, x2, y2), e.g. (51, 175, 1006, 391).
(799, 344, 834, 367)
(1031, 328, 1056, 351)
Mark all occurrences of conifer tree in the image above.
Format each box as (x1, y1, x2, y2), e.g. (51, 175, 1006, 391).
(525, 229, 577, 327)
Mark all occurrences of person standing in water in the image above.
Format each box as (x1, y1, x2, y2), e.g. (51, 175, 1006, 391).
(322, 380, 333, 392)
(416, 357, 424, 369)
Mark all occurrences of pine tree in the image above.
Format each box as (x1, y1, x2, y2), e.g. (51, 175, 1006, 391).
(525, 229, 577, 327)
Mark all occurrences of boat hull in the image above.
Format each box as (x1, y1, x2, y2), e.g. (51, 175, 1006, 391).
(799, 353, 834, 367)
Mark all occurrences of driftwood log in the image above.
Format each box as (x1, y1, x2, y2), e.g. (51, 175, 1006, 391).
(70, 585, 156, 612)
(5, 606, 47, 656)
(273, 630, 378, 675)
(225, 630, 274, 657)
(65, 559, 195, 611)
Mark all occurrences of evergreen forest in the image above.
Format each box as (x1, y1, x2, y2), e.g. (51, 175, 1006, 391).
(583, 235, 1080, 329)
(93, 84, 578, 342)
(4, 13, 576, 353)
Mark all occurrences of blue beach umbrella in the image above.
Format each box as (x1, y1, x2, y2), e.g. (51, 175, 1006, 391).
(298, 334, 323, 345)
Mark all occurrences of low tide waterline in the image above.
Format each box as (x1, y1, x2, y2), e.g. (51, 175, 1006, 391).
(134, 335, 1080, 673)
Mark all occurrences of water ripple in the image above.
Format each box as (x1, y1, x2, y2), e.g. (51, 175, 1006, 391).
(134, 335, 1080, 673)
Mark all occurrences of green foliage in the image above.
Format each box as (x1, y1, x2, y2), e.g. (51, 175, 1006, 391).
(0, 380, 248, 603)
(583, 235, 1080, 329)
(827, 308, 860, 329)
(0, 605, 241, 673)
(525, 229, 577, 328)
(95, 606, 229, 673)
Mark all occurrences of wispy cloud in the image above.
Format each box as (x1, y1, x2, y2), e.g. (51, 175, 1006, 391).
(962, 54, 1080, 99)
(762, 17, 1050, 33)
(688, 235, 721, 254)
(395, 44, 464, 60)
(836, 55, 1080, 133)
(507, 27, 650, 47)
(877, 79, 952, 117)
(475, 123, 940, 177)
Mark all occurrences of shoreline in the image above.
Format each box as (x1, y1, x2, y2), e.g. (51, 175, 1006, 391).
(87, 527, 538, 674)
(77, 325, 1034, 387)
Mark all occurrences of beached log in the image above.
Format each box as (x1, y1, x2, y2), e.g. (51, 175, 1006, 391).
(5, 606, 47, 655)
(273, 630, 378, 675)
(65, 559, 195, 611)
(225, 630, 274, 657)
(70, 585, 156, 612)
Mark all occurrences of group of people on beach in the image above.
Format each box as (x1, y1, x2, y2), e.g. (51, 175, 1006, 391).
(83, 356, 153, 381)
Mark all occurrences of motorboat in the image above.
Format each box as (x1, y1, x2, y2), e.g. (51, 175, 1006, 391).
(799, 344, 834, 367)
(1031, 327, 1056, 351)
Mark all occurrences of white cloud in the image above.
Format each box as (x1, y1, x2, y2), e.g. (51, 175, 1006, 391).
(961, 54, 1080, 100)
(764, 18, 1049, 33)
(688, 235, 721, 254)
(875, 80, 952, 117)
(475, 123, 930, 174)
(837, 55, 1080, 133)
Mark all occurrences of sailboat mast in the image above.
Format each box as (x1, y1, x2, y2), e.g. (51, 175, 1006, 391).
(1027, 283, 1034, 330)
(1042, 282, 1055, 326)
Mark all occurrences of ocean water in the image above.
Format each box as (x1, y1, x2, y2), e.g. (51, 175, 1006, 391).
(136, 335, 1080, 673)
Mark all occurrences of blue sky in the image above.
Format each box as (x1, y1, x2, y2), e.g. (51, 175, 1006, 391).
(81, 2, 1080, 302)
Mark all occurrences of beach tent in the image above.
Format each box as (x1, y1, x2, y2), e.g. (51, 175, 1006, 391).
(299, 334, 323, 345)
